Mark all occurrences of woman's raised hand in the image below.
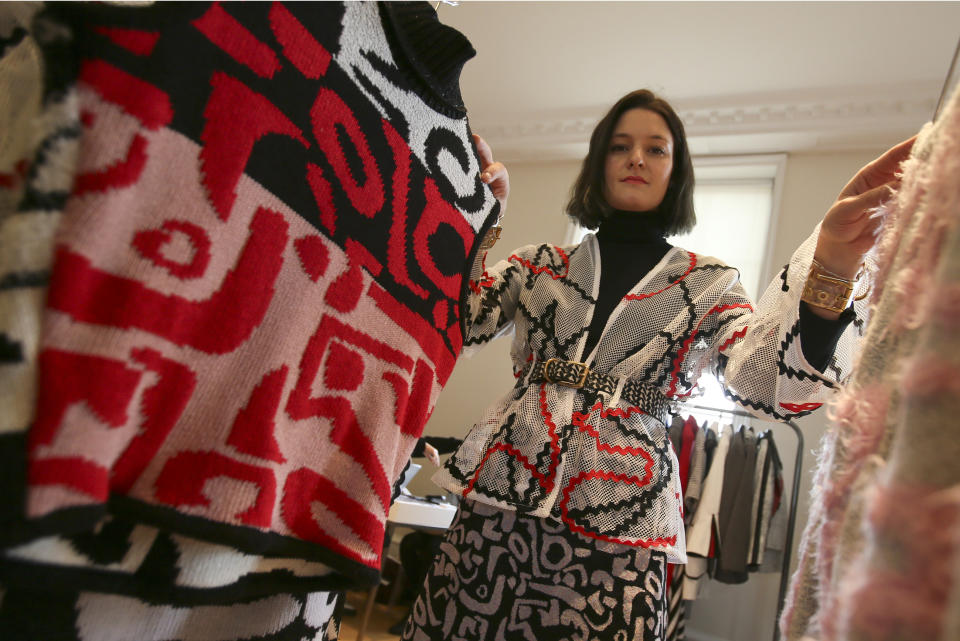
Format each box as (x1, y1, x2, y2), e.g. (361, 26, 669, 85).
(814, 136, 916, 278)
(474, 133, 510, 218)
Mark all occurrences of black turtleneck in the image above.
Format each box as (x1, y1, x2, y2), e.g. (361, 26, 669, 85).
(581, 210, 672, 360)
(581, 210, 853, 373)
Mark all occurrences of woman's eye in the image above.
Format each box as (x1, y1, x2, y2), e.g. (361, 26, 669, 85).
(610, 144, 629, 153)
(649, 147, 666, 155)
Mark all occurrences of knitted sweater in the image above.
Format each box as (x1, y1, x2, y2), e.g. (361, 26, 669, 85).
(1, 0, 498, 589)
(433, 224, 871, 563)
(780, 81, 960, 641)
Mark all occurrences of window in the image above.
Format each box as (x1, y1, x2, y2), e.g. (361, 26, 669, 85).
(672, 155, 785, 300)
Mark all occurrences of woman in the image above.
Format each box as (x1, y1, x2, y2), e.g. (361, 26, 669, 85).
(402, 89, 912, 640)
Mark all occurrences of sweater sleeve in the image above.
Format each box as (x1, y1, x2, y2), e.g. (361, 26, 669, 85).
(798, 303, 856, 372)
(703, 226, 870, 421)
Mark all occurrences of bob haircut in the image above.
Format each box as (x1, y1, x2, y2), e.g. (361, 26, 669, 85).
(566, 89, 696, 234)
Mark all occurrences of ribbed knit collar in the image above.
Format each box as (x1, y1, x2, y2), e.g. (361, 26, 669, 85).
(379, 2, 476, 117)
(596, 209, 670, 245)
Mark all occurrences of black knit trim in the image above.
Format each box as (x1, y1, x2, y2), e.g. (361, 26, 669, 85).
(0, 333, 24, 364)
(0, 26, 28, 57)
(378, 1, 475, 118)
(0, 504, 108, 550)
(1, 496, 378, 591)
(0, 270, 50, 291)
(0, 557, 350, 604)
(107, 496, 380, 588)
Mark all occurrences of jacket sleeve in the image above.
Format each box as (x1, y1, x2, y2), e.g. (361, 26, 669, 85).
(705, 226, 871, 421)
(460, 244, 533, 356)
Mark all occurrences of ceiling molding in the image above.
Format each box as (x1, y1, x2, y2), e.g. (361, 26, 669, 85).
(472, 83, 939, 162)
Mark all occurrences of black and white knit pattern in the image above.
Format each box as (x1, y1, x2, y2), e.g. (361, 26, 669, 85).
(0, 582, 341, 641)
(0, 6, 80, 437)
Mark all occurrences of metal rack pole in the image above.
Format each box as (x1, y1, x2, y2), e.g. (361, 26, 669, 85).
(676, 405, 803, 641)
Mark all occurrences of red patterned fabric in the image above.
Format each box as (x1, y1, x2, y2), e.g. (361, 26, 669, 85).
(9, 1, 497, 584)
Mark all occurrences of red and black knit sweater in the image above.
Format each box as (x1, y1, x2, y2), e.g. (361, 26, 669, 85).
(4, 1, 498, 585)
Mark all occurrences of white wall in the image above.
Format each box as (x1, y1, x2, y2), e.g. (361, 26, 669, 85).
(406, 147, 890, 641)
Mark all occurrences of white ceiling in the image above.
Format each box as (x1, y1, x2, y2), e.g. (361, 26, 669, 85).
(437, 1, 960, 160)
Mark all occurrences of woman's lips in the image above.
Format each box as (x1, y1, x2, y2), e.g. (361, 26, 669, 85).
(622, 176, 648, 184)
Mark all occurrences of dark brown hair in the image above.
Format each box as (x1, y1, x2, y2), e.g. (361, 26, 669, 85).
(565, 89, 695, 234)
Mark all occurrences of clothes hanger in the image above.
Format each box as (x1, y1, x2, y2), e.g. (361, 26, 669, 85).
(933, 36, 960, 121)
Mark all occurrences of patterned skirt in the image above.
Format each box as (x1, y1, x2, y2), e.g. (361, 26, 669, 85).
(400, 500, 667, 641)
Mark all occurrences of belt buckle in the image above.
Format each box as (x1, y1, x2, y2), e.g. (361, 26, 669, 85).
(544, 358, 589, 389)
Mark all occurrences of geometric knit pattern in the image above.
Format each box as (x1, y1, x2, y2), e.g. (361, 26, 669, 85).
(2, 1, 497, 590)
(0, 579, 342, 641)
(433, 228, 870, 564)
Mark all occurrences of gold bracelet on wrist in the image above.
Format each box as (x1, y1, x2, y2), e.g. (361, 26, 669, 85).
(478, 225, 502, 251)
(801, 259, 865, 314)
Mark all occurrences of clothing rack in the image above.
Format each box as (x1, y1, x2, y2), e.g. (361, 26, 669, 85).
(674, 404, 803, 641)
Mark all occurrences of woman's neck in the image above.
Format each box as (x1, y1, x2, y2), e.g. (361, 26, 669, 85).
(595, 209, 669, 244)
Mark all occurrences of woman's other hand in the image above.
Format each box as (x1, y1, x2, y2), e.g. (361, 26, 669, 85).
(423, 443, 440, 467)
(814, 136, 916, 278)
(474, 133, 509, 218)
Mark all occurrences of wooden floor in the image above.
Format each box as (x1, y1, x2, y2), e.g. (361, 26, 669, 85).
(338, 589, 409, 641)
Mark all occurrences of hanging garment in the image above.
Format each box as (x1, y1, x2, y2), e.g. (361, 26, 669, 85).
(749, 431, 785, 571)
(1, 0, 495, 581)
(703, 423, 719, 472)
(683, 422, 708, 526)
(748, 431, 773, 569)
(780, 82, 960, 641)
(669, 414, 685, 454)
(745, 431, 769, 567)
(684, 423, 731, 600)
(715, 427, 758, 584)
(0, 2, 497, 639)
(678, 416, 700, 498)
(667, 414, 699, 637)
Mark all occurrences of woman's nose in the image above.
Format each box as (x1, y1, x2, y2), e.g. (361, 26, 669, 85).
(628, 151, 644, 168)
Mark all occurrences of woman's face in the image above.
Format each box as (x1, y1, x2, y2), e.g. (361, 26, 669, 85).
(602, 108, 674, 212)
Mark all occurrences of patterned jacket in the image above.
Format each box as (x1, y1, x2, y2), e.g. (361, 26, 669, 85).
(432, 228, 868, 563)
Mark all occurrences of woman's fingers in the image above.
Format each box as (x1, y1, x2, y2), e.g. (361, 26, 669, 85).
(832, 181, 898, 224)
(481, 161, 507, 184)
(472, 133, 509, 214)
(474, 133, 506, 183)
(840, 136, 915, 198)
(821, 180, 898, 258)
(815, 137, 914, 277)
(473, 133, 494, 167)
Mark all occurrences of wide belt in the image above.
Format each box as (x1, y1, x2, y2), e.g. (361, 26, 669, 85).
(527, 358, 672, 425)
